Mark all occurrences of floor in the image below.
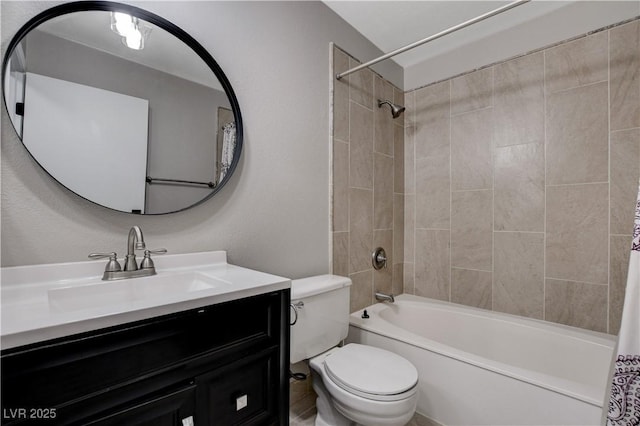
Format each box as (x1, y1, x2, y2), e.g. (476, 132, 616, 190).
(288, 363, 440, 426)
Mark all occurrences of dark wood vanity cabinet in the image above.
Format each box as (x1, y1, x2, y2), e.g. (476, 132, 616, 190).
(1, 290, 290, 426)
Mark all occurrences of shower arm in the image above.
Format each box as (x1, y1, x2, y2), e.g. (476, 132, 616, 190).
(335, 0, 530, 81)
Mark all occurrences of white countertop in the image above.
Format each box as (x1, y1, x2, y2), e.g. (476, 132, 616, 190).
(1, 251, 291, 349)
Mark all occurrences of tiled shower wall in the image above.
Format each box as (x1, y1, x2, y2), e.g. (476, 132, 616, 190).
(331, 46, 405, 312)
(403, 19, 640, 334)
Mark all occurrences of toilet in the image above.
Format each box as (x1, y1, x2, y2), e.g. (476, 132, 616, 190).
(290, 275, 418, 426)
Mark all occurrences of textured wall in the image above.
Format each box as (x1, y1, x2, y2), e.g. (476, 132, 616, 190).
(331, 46, 405, 313)
(1, 1, 402, 279)
(403, 19, 640, 334)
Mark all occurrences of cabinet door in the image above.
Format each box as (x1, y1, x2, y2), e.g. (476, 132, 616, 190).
(84, 384, 196, 426)
(196, 350, 279, 426)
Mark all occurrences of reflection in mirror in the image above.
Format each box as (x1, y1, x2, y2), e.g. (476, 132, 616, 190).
(3, 5, 241, 214)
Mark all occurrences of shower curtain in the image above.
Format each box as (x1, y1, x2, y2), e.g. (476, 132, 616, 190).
(606, 182, 640, 426)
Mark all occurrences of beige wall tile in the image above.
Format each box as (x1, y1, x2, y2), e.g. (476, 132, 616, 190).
(451, 268, 492, 309)
(404, 90, 416, 128)
(546, 82, 608, 185)
(611, 129, 640, 235)
(394, 124, 405, 194)
(610, 20, 640, 131)
(349, 58, 373, 109)
(394, 87, 404, 105)
(332, 140, 349, 232)
(545, 32, 608, 93)
(375, 76, 395, 156)
(333, 48, 350, 142)
(403, 263, 415, 295)
(349, 270, 373, 313)
(404, 125, 416, 195)
(374, 154, 394, 230)
(494, 232, 544, 319)
(394, 194, 405, 264)
(451, 68, 493, 115)
(494, 53, 544, 147)
(349, 102, 374, 189)
(394, 88, 405, 128)
(392, 263, 404, 296)
(415, 82, 450, 159)
(332, 232, 349, 277)
(546, 183, 608, 284)
(494, 143, 544, 232)
(416, 155, 450, 230)
(404, 194, 415, 263)
(451, 190, 493, 271)
(545, 279, 607, 332)
(451, 108, 493, 190)
(374, 229, 393, 294)
(415, 229, 450, 301)
(610, 235, 632, 335)
(349, 188, 373, 273)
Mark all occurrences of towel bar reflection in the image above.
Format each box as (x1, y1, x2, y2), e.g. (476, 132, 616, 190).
(146, 176, 215, 188)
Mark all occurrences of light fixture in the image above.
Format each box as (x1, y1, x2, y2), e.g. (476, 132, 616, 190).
(110, 12, 135, 36)
(110, 11, 151, 50)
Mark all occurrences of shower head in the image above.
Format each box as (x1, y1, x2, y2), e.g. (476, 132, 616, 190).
(377, 99, 406, 119)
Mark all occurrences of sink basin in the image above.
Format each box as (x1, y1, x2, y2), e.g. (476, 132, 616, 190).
(48, 272, 229, 312)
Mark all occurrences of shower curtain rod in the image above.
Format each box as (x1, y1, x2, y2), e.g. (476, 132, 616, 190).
(335, 0, 530, 81)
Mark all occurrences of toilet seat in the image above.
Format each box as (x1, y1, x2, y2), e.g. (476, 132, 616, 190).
(323, 344, 418, 402)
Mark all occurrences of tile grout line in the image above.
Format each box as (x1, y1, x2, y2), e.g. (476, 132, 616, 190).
(611, 126, 640, 134)
(607, 27, 611, 334)
(546, 181, 609, 188)
(543, 49, 547, 322)
(449, 79, 453, 303)
(547, 79, 609, 96)
(452, 266, 493, 274)
(491, 65, 495, 312)
(411, 87, 418, 294)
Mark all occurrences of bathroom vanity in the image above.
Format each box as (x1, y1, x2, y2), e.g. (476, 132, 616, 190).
(1, 251, 290, 425)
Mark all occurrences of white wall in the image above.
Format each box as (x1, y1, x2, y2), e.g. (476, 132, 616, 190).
(0, 1, 403, 278)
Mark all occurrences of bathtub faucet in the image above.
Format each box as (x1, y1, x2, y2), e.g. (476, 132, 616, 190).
(375, 292, 395, 303)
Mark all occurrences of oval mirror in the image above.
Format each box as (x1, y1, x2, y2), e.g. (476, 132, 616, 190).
(2, 1, 243, 214)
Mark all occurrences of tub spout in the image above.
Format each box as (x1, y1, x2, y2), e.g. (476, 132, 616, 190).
(375, 292, 395, 303)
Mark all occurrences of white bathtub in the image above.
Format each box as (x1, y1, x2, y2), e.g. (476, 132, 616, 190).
(346, 294, 616, 426)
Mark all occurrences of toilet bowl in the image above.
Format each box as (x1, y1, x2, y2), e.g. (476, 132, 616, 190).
(289, 275, 418, 426)
(309, 344, 418, 426)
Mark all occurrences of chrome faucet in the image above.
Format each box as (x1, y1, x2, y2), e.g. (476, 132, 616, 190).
(375, 292, 395, 303)
(124, 225, 146, 271)
(89, 226, 166, 281)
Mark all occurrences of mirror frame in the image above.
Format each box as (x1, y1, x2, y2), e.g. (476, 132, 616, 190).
(2, 0, 243, 214)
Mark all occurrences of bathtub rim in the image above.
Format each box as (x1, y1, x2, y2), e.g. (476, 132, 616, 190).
(348, 294, 616, 408)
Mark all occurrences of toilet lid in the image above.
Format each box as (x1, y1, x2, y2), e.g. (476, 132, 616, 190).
(324, 344, 418, 398)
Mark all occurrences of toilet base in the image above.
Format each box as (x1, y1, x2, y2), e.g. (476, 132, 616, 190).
(310, 362, 415, 426)
(312, 369, 355, 426)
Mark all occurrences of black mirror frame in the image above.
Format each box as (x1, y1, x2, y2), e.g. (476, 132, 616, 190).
(1, 1, 243, 215)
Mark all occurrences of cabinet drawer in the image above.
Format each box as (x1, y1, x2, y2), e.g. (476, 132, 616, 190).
(196, 349, 279, 426)
(2, 292, 281, 410)
(84, 384, 196, 426)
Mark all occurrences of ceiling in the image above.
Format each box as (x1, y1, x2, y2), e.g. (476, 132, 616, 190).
(324, 1, 640, 88)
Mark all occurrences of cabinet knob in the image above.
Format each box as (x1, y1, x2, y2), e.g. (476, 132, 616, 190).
(236, 394, 248, 411)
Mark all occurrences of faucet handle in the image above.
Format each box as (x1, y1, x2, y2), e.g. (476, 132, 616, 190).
(88, 252, 122, 272)
(140, 248, 167, 270)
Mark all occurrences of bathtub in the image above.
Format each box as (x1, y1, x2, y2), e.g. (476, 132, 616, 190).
(346, 294, 616, 426)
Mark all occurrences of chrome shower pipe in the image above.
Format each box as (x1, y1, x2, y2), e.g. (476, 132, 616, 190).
(336, 0, 530, 81)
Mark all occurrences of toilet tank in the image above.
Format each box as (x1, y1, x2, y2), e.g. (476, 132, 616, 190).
(290, 275, 351, 364)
